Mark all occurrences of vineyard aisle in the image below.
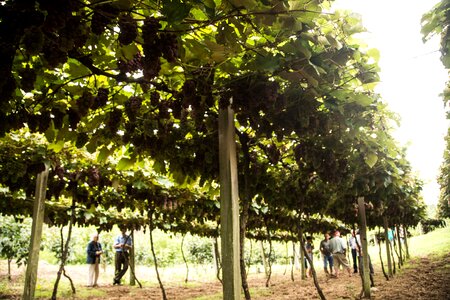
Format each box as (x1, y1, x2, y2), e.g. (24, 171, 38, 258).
(0, 226, 449, 299)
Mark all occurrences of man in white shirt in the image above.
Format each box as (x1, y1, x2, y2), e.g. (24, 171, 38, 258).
(113, 228, 133, 285)
(349, 230, 358, 273)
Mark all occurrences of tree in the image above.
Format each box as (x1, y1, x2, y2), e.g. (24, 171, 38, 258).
(0, 215, 32, 280)
(422, 0, 450, 218)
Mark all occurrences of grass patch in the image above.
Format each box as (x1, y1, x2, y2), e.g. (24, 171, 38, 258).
(190, 287, 272, 300)
(35, 286, 106, 299)
(407, 226, 450, 257)
(191, 292, 222, 300)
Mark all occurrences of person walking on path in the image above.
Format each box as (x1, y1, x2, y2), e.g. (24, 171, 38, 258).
(86, 232, 103, 287)
(349, 230, 358, 273)
(329, 230, 352, 278)
(319, 233, 334, 275)
(113, 228, 133, 285)
(305, 236, 314, 278)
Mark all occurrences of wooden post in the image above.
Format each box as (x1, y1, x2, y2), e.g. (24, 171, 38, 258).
(23, 166, 49, 300)
(395, 225, 403, 265)
(219, 105, 241, 300)
(129, 231, 136, 286)
(259, 240, 269, 278)
(357, 197, 371, 298)
(299, 229, 306, 280)
(383, 217, 393, 277)
(404, 226, 410, 259)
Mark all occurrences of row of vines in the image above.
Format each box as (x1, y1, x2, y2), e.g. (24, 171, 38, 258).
(1, 0, 447, 299)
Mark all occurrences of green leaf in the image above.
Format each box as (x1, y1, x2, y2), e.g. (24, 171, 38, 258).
(364, 152, 378, 168)
(118, 44, 140, 61)
(204, 40, 227, 63)
(153, 159, 166, 174)
(353, 94, 373, 106)
(67, 59, 90, 77)
(366, 48, 380, 62)
(252, 54, 282, 72)
(161, 0, 192, 23)
(44, 126, 56, 143)
(97, 147, 112, 162)
(48, 140, 65, 153)
(326, 35, 342, 49)
(116, 157, 135, 171)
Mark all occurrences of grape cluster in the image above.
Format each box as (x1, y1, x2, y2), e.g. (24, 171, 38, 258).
(77, 91, 94, 116)
(92, 88, 109, 109)
(142, 17, 160, 45)
(118, 52, 143, 74)
(68, 108, 81, 129)
(231, 76, 279, 112)
(51, 108, 65, 129)
(118, 14, 138, 45)
(181, 80, 197, 108)
(54, 165, 65, 179)
(91, 4, 119, 35)
(87, 167, 101, 187)
(150, 91, 160, 106)
(124, 96, 143, 121)
(18, 66, 36, 92)
(27, 112, 51, 133)
(107, 108, 123, 134)
(142, 17, 162, 80)
(160, 33, 179, 63)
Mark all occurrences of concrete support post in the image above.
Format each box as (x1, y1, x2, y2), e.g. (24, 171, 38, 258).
(23, 166, 49, 300)
(219, 106, 241, 300)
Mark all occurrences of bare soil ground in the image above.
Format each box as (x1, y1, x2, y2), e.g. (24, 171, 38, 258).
(1, 254, 449, 299)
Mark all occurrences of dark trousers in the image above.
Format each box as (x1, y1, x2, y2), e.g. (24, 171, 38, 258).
(114, 251, 129, 283)
(351, 248, 358, 272)
(358, 255, 375, 287)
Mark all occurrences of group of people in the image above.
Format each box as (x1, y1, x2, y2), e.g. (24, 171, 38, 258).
(86, 228, 133, 287)
(87, 228, 373, 287)
(305, 229, 374, 284)
(317, 230, 353, 278)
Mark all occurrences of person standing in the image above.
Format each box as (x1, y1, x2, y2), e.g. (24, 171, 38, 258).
(319, 233, 334, 275)
(356, 232, 375, 287)
(305, 236, 314, 278)
(86, 232, 103, 287)
(349, 230, 358, 273)
(329, 230, 352, 278)
(113, 228, 133, 285)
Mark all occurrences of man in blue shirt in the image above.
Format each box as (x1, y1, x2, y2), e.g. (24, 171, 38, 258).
(113, 228, 133, 285)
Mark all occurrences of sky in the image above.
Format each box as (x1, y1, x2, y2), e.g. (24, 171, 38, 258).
(332, 0, 449, 205)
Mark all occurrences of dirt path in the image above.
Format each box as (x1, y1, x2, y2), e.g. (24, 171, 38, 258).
(371, 255, 450, 300)
(1, 254, 449, 299)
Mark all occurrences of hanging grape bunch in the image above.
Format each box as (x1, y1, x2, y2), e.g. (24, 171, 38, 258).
(124, 96, 143, 122)
(67, 108, 81, 129)
(118, 52, 143, 75)
(87, 167, 101, 187)
(91, 4, 119, 35)
(51, 108, 65, 129)
(92, 88, 109, 110)
(118, 13, 138, 45)
(142, 17, 162, 80)
(107, 108, 123, 135)
(159, 32, 179, 63)
(76, 91, 95, 117)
